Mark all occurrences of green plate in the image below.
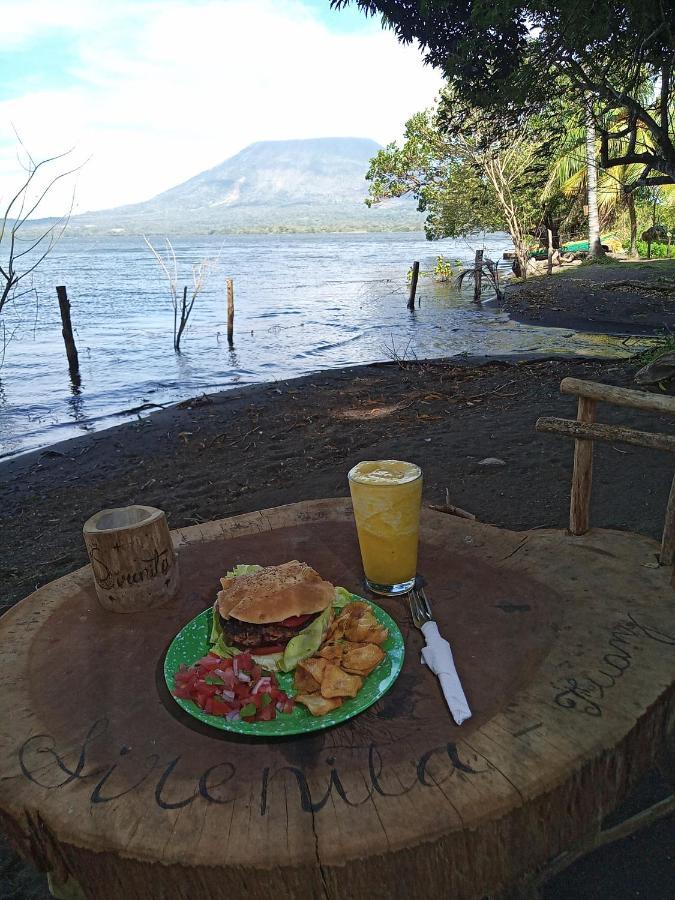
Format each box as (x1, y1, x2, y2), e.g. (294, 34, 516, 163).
(163, 593, 404, 736)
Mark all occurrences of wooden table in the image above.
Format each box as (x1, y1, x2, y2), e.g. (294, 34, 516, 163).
(1, 499, 673, 899)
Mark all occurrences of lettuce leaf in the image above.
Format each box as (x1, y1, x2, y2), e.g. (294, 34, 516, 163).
(210, 634, 238, 659)
(251, 651, 283, 671)
(333, 586, 355, 609)
(225, 564, 263, 578)
(280, 605, 334, 672)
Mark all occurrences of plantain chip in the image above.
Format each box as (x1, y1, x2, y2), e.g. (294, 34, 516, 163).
(318, 642, 343, 662)
(294, 662, 321, 694)
(341, 642, 385, 676)
(344, 615, 388, 645)
(295, 692, 343, 717)
(299, 656, 327, 684)
(320, 662, 363, 699)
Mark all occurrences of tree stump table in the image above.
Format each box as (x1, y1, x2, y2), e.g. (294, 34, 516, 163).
(0, 499, 673, 899)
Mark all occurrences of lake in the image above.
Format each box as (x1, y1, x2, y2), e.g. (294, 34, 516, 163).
(0, 231, 644, 458)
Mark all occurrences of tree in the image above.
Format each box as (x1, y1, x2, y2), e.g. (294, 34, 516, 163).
(584, 104, 604, 258)
(332, 1, 675, 188)
(365, 90, 555, 278)
(144, 237, 210, 351)
(1, 146, 77, 318)
(543, 99, 664, 257)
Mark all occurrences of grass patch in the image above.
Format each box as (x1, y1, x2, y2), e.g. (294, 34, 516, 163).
(576, 254, 623, 267)
(632, 330, 675, 366)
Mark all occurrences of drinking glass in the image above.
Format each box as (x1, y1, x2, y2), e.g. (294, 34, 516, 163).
(348, 460, 422, 595)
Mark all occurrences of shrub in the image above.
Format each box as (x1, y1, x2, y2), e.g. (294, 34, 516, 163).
(636, 239, 673, 259)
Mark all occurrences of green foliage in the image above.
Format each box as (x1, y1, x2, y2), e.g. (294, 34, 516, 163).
(366, 106, 504, 240)
(432, 255, 458, 282)
(406, 255, 462, 282)
(636, 240, 673, 259)
(633, 330, 675, 367)
(365, 87, 565, 279)
(332, 1, 675, 188)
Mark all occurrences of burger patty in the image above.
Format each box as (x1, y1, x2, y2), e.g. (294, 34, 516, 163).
(219, 612, 319, 649)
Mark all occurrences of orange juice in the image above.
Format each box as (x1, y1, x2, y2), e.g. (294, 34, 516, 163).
(348, 460, 422, 594)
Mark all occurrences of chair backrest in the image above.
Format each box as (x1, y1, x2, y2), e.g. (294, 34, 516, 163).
(536, 378, 675, 568)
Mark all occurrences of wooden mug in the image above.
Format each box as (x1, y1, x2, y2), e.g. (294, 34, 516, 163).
(83, 505, 179, 612)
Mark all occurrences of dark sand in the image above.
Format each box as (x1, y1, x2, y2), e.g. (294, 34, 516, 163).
(1, 260, 674, 897)
(504, 258, 675, 334)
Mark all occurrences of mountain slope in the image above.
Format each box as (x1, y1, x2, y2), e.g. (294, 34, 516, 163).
(64, 138, 423, 234)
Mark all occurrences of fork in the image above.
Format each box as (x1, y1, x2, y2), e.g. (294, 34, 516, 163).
(408, 584, 472, 724)
(409, 584, 433, 629)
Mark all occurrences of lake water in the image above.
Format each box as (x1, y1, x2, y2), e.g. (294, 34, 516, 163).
(0, 231, 646, 458)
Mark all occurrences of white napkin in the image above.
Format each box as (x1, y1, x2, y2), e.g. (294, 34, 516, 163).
(420, 621, 472, 725)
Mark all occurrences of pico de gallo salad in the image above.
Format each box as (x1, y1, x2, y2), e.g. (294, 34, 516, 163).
(172, 651, 294, 723)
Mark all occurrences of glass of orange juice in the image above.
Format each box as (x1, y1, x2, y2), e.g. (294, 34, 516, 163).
(348, 460, 422, 595)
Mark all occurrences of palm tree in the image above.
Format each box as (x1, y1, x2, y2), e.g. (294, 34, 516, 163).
(545, 116, 643, 256)
(585, 103, 604, 258)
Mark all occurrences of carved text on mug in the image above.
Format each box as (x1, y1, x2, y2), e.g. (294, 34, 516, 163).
(89, 545, 174, 590)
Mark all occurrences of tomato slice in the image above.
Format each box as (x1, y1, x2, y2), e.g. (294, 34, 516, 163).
(280, 614, 312, 627)
(253, 645, 284, 655)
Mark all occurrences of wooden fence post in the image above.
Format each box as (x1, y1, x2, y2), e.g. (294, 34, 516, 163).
(473, 250, 483, 302)
(55, 286, 79, 377)
(408, 261, 419, 311)
(227, 278, 234, 347)
(569, 397, 597, 534)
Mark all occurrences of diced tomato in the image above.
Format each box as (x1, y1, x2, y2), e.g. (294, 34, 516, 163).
(211, 698, 230, 716)
(173, 647, 291, 723)
(253, 645, 284, 655)
(195, 655, 222, 669)
(172, 686, 192, 699)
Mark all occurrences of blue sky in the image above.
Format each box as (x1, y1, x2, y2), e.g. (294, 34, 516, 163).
(0, 0, 441, 215)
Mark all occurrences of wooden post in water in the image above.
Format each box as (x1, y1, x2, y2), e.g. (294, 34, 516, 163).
(473, 250, 483, 302)
(408, 261, 419, 311)
(226, 278, 234, 347)
(56, 286, 79, 377)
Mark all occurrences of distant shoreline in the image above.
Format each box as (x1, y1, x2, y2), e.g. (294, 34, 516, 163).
(24, 223, 429, 238)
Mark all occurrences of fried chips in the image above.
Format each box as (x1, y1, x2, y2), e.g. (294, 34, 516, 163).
(293, 601, 389, 716)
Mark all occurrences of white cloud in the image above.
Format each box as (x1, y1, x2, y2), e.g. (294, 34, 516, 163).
(0, 0, 442, 216)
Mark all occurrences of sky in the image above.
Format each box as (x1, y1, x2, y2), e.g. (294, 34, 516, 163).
(0, 0, 443, 217)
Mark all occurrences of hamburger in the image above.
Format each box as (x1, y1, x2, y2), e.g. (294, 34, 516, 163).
(211, 561, 335, 662)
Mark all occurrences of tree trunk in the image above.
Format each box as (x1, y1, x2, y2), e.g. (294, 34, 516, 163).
(585, 106, 604, 259)
(175, 285, 188, 351)
(627, 192, 638, 258)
